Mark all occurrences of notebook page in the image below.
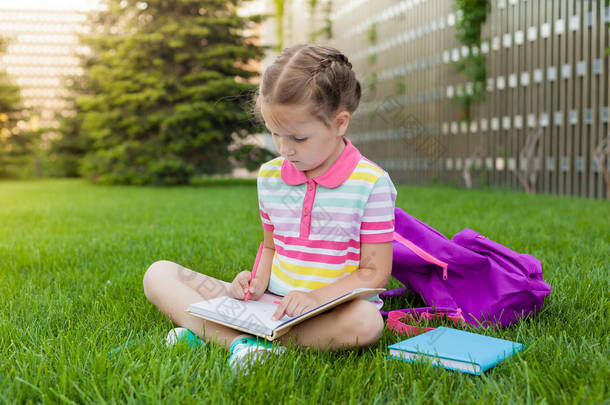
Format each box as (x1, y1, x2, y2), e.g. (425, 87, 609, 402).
(188, 296, 297, 333)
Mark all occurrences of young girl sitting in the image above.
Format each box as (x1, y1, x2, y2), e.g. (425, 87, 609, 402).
(143, 44, 398, 372)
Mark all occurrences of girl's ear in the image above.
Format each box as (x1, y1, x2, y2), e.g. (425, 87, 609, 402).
(334, 110, 351, 137)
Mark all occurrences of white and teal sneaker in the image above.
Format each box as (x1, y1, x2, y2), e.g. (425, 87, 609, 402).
(165, 327, 204, 349)
(228, 336, 285, 373)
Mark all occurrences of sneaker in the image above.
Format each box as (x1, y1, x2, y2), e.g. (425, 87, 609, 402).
(165, 327, 204, 348)
(228, 336, 285, 373)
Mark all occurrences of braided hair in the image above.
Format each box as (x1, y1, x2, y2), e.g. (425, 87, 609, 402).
(255, 44, 361, 127)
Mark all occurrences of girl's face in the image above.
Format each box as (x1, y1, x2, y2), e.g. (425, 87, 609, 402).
(261, 103, 351, 179)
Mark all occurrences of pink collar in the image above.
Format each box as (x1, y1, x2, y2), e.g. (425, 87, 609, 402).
(281, 137, 362, 188)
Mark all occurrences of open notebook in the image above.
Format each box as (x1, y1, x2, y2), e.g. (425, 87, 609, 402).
(185, 287, 384, 340)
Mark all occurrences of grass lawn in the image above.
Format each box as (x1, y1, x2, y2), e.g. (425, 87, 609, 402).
(0, 178, 608, 404)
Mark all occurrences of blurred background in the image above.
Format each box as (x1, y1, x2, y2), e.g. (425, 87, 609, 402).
(0, 0, 608, 198)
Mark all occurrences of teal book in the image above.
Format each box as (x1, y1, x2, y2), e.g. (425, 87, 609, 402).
(387, 327, 524, 375)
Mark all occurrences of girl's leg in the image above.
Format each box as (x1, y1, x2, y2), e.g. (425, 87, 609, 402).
(278, 299, 385, 351)
(142, 260, 245, 350)
(143, 260, 384, 351)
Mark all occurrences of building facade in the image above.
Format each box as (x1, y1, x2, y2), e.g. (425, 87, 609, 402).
(0, 7, 90, 142)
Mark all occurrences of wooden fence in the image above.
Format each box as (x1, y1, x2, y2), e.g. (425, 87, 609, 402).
(329, 0, 609, 199)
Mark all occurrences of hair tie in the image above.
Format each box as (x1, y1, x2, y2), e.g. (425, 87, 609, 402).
(335, 54, 352, 69)
(314, 54, 352, 76)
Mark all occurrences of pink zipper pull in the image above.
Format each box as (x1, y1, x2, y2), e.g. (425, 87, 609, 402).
(442, 265, 448, 280)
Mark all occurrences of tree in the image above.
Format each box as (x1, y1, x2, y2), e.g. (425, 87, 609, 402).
(48, 39, 105, 178)
(47, 76, 93, 177)
(0, 37, 39, 179)
(76, 0, 267, 185)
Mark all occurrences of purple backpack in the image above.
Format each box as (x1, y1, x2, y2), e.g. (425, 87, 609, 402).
(380, 207, 551, 331)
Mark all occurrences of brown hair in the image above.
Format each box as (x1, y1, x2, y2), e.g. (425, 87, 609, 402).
(254, 44, 361, 127)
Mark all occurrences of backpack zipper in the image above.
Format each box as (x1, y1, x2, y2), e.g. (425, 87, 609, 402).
(393, 232, 449, 280)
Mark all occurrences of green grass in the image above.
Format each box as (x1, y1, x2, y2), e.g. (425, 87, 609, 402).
(0, 178, 608, 404)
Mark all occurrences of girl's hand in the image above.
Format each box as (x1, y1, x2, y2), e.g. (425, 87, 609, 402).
(272, 291, 322, 320)
(228, 271, 267, 301)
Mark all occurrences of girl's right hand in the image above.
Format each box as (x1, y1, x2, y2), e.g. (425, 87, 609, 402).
(228, 271, 266, 301)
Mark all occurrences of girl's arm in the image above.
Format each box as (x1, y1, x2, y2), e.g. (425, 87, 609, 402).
(309, 241, 393, 304)
(252, 228, 275, 289)
(230, 230, 275, 300)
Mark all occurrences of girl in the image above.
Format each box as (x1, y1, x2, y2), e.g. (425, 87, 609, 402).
(143, 44, 398, 372)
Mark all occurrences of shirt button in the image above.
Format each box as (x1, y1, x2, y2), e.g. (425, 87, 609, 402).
(303, 209, 310, 216)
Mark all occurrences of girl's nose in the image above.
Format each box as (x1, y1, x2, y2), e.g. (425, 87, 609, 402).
(278, 138, 295, 157)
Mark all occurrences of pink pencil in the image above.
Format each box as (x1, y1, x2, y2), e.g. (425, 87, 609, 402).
(244, 242, 264, 302)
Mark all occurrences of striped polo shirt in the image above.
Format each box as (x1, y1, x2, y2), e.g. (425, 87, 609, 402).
(257, 137, 398, 296)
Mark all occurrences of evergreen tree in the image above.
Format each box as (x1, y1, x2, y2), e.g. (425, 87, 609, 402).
(47, 77, 92, 178)
(76, 0, 268, 185)
(0, 37, 39, 178)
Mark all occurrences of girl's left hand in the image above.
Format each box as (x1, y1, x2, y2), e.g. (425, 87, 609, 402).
(272, 291, 322, 320)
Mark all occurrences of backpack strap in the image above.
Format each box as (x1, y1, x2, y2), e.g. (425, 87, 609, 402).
(386, 307, 466, 336)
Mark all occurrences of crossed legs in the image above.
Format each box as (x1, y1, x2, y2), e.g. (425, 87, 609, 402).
(142, 260, 384, 351)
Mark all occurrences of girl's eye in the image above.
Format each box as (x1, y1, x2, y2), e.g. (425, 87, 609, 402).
(272, 133, 306, 142)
